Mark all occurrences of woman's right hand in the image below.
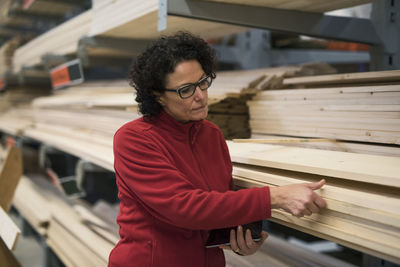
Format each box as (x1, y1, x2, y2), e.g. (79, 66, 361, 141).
(269, 179, 327, 217)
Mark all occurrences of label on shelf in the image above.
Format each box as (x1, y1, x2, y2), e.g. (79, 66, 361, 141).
(50, 59, 84, 90)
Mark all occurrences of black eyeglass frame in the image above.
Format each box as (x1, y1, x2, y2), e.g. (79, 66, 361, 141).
(164, 73, 215, 99)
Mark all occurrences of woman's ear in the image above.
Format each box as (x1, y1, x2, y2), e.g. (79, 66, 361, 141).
(154, 91, 165, 106)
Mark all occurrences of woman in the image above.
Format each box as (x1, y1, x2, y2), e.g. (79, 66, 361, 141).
(110, 32, 326, 267)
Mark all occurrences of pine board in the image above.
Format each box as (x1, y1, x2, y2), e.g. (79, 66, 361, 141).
(24, 127, 113, 171)
(250, 134, 400, 157)
(47, 218, 107, 267)
(227, 141, 400, 188)
(12, 176, 52, 235)
(90, 0, 247, 39)
(250, 121, 400, 144)
(13, 10, 92, 72)
(0, 238, 20, 267)
(283, 70, 400, 87)
(0, 146, 23, 212)
(0, 207, 20, 251)
(232, 166, 400, 263)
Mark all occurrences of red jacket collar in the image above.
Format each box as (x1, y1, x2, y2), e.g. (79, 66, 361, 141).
(152, 111, 203, 143)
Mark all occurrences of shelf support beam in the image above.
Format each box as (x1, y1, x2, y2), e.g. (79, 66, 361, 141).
(160, 0, 382, 45)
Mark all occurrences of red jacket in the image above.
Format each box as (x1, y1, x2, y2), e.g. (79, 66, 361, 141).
(109, 111, 271, 267)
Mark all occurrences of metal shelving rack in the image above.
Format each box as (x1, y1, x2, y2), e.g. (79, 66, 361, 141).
(158, 0, 399, 70)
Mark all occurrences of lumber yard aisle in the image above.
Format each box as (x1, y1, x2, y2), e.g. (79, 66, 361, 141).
(0, 0, 399, 266)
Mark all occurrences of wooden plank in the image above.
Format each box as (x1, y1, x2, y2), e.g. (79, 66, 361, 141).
(0, 146, 23, 212)
(227, 141, 400, 188)
(232, 169, 400, 264)
(283, 70, 400, 87)
(249, 96, 400, 105)
(24, 127, 113, 171)
(270, 210, 400, 264)
(233, 138, 335, 144)
(250, 117, 400, 132)
(0, 207, 21, 251)
(258, 235, 356, 267)
(0, 238, 20, 267)
(232, 166, 400, 221)
(12, 10, 92, 72)
(12, 176, 51, 235)
(90, 0, 247, 39)
(47, 218, 107, 267)
(248, 107, 400, 120)
(235, 175, 400, 264)
(250, 134, 400, 157)
(250, 103, 400, 112)
(250, 121, 400, 144)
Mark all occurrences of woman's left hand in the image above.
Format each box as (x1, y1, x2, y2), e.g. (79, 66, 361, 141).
(219, 226, 268, 256)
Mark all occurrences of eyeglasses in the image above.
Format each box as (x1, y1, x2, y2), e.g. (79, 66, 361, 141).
(164, 74, 214, 99)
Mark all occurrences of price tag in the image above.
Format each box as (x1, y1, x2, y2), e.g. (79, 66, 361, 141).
(50, 59, 84, 90)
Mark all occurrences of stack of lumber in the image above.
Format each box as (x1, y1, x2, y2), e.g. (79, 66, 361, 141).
(14, 174, 356, 267)
(201, 0, 374, 12)
(90, 0, 247, 39)
(31, 80, 137, 109)
(225, 235, 356, 267)
(0, 37, 25, 76)
(207, 63, 335, 139)
(248, 70, 400, 156)
(0, 108, 34, 135)
(227, 140, 400, 264)
(0, 86, 50, 112)
(13, 174, 116, 267)
(12, 10, 92, 72)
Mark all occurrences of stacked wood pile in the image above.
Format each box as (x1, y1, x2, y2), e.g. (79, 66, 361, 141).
(13, 174, 356, 267)
(227, 141, 400, 264)
(13, 175, 115, 266)
(0, 37, 25, 76)
(12, 10, 92, 72)
(201, 0, 374, 12)
(208, 63, 335, 139)
(0, 86, 50, 113)
(90, 0, 247, 40)
(3, 69, 400, 265)
(248, 70, 400, 156)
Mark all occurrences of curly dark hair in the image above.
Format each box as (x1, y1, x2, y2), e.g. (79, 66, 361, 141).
(128, 31, 217, 119)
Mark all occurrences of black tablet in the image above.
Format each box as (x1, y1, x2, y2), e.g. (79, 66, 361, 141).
(205, 220, 263, 248)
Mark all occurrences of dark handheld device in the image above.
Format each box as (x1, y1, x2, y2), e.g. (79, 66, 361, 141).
(205, 220, 263, 248)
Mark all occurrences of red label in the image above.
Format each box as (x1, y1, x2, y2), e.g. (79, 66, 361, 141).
(23, 0, 35, 9)
(50, 67, 71, 89)
(0, 78, 4, 91)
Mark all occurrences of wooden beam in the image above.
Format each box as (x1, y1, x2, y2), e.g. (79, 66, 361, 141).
(283, 70, 400, 86)
(227, 141, 400, 188)
(0, 238, 20, 267)
(0, 146, 23, 212)
(233, 138, 336, 144)
(0, 207, 21, 251)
